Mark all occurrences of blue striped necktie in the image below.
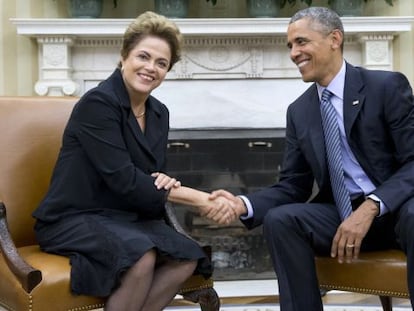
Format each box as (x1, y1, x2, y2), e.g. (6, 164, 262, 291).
(320, 89, 352, 220)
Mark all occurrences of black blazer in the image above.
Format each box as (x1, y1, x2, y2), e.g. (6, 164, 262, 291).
(244, 62, 414, 229)
(33, 69, 170, 222)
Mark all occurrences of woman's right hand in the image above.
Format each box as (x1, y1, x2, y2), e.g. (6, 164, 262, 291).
(166, 185, 237, 225)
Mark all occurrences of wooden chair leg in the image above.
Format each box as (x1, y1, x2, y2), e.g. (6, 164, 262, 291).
(182, 288, 220, 311)
(379, 296, 392, 311)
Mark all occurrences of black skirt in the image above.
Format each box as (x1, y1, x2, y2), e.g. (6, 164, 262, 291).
(34, 210, 212, 297)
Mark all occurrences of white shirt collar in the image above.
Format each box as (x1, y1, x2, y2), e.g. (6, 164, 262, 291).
(317, 60, 346, 100)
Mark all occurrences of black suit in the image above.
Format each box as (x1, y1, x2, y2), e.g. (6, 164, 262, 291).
(33, 69, 211, 297)
(243, 63, 414, 310)
(34, 69, 170, 222)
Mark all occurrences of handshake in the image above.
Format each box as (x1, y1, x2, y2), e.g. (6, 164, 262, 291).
(199, 190, 248, 225)
(153, 172, 248, 225)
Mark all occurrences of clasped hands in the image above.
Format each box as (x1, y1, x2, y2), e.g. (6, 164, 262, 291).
(202, 189, 247, 225)
(152, 172, 244, 225)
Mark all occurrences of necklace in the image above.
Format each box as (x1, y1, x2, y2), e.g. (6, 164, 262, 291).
(134, 111, 146, 118)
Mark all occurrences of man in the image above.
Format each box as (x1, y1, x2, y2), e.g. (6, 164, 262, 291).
(211, 6, 414, 310)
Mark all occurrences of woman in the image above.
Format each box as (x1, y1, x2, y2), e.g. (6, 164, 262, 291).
(33, 11, 233, 311)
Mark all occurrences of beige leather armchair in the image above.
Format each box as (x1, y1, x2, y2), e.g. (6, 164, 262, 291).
(0, 97, 220, 311)
(316, 250, 408, 311)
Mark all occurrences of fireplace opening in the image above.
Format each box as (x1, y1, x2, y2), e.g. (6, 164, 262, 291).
(167, 129, 284, 280)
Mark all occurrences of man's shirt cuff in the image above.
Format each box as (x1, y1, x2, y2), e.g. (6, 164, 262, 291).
(238, 195, 254, 219)
(367, 193, 388, 216)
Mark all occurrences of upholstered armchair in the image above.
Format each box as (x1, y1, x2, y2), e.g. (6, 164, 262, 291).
(0, 96, 220, 311)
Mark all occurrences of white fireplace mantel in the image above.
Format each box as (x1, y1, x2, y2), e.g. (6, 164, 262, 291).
(10, 17, 414, 129)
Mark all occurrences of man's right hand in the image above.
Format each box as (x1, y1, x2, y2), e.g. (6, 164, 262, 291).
(209, 189, 248, 223)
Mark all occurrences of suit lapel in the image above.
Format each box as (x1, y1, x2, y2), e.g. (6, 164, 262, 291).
(144, 106, 164, 151)
(306, 85, 329, 182)
(112, 70, 161, 163)
(343, 63, 365, 139)
(126, 101, 163, 163)
(127, 112, 151, 151)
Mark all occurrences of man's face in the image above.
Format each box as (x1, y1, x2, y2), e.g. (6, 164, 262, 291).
(287, 18, 342, 86)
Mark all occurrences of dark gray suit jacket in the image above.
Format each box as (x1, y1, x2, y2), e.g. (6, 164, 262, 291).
(243, 62, 414, 229)
(33, 69, 170, 222)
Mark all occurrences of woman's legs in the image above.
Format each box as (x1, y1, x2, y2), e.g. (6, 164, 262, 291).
(105, 249, 197, 311)
(105, 250, 157, 311)
(141, 259, 197, 310)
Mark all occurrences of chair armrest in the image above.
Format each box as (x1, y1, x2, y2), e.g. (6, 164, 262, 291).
(164, 203, 212, 255)
(165, 202, 198, 241)
(0, 202, 42, 292)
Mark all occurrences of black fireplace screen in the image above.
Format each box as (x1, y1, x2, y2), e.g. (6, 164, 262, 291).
(166, 131, 284, 280)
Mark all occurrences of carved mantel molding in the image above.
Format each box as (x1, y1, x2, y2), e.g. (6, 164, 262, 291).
(10, 17, 414, 128)
(11, 17, 413, 96)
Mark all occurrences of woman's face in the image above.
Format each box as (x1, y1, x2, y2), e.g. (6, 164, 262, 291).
(121, 36, 171, 97)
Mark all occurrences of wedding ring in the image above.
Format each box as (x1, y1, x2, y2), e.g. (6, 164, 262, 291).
(346, 244, 355, 248)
